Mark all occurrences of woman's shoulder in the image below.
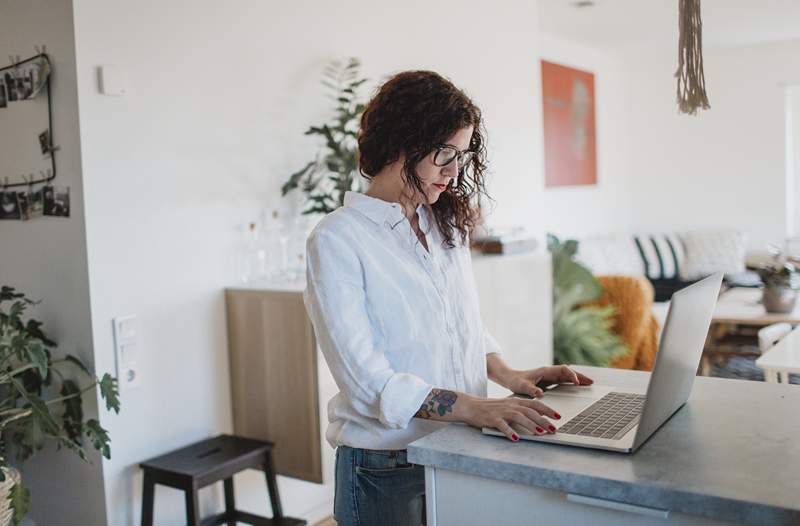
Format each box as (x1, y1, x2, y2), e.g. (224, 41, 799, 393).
(306, 207, 366, 250)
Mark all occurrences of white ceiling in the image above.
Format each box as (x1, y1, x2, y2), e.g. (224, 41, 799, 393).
(538, 0, 800, 51)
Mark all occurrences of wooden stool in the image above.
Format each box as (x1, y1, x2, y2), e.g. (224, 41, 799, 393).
(140, 434, 306, 526)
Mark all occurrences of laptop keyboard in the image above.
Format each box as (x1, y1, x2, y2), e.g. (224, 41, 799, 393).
(557, 392, 646, 440)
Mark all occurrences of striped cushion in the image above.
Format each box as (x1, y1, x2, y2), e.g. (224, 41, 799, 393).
(633, 234, 685, 280)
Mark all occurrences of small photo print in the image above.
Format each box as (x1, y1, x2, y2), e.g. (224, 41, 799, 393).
(17, 73, 33, 100)
(39, 130, 50, 155)
(16, 192, 29, 220)
(0, 82, 6, 108)
(27, 188, 44, 219)
(28, 57, 51, 98)
(4, 73, 17, 102)
(43, 185, 70, 217)
(0, 191, 21, 220)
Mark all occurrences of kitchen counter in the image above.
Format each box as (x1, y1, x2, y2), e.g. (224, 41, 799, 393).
(408, 366, 800, 525)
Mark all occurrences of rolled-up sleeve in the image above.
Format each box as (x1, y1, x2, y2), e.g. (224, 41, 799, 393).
(484, 329, 503, 356)
(303, 229, 433, 430)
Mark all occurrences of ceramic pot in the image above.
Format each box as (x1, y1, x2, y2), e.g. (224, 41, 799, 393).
(0, 466, 20, 526)
(763, 285, 797, 313)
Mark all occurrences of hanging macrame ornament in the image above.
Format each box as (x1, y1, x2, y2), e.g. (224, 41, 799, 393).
(675, 0, 710, 115)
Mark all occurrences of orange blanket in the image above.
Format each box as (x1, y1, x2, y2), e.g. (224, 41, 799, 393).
(586, 275, 660, 371)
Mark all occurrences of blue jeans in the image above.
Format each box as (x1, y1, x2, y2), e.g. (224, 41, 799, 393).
(334, 446, 426, 526)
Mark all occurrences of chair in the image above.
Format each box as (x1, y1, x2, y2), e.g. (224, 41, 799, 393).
(756, 323, 793, 383)
(585, 275, 661, 371)
(757, 323, 792, 354)
(140, 434, 306, 526)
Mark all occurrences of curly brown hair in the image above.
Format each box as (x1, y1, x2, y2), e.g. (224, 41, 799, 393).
(357, 70, 489, 248)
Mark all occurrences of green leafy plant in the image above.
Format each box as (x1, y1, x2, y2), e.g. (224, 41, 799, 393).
(0, 286, 120, 523)
(756, 261, 797, 290)
(548, 234, 628, 366)
(281, 57, 368, 214)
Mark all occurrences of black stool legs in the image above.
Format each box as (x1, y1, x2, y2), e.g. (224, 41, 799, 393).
(263, 452, 283, 520)
(141, 471, 155, 526)
(185, 483, 200, 525)
(224, 477, 236, 525)
(139, 434, 305, 526)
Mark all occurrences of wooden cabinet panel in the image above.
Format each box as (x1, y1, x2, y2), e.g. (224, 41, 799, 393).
(225, 288, 322, 483)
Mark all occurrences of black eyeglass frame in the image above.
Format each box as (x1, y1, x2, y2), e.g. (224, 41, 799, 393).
(432, 144, 476, 173)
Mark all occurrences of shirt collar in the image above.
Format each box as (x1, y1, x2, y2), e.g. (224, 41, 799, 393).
(344, 191, 432, 234)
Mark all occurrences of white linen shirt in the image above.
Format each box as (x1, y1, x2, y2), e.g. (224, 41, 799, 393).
(303, 190, 502, 450)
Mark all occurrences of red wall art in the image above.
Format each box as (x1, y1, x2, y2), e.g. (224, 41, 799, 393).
(540, 60, 597, 187)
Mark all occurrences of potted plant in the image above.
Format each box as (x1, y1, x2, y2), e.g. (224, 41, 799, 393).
(281, 57, 368, 214)
(549, 234, 628, 366)
(0, 286, 120, 525)
(756, 260, 798, 313)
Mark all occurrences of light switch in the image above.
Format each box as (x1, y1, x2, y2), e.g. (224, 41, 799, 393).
(98, 65, 127, 96)
(120, 343, 137, 363)
(112, 315, 140, 390)
(119, 318, 138, 339)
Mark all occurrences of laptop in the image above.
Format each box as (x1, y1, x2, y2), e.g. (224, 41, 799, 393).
(482, 272, 724, 453)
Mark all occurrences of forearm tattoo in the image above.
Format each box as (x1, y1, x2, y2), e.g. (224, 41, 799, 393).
(415, 388, 458, 419)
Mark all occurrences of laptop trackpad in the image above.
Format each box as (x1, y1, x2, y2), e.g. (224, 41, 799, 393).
(535, 384, 613, 423)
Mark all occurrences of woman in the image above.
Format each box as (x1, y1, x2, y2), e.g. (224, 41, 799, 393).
(303, 71, 593, 526)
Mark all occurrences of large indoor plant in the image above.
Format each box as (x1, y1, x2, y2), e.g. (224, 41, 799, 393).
(0, 286, 120, 524)
(549, 234, 628, 366)
(281, 57, 368, 214)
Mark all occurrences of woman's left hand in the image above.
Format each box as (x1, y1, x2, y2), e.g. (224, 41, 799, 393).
(505, 365, 594, 398)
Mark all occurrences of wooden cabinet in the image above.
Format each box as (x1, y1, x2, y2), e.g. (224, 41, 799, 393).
(225, 284, 336, 484)
(224, 250, 552, 485)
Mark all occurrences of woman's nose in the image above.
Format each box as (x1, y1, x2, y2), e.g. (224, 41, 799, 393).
(442, 158, 458, 176)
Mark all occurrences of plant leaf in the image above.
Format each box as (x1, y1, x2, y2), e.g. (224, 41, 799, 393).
(10, 481, 31, 526)
(84, 419, 111, 459)
(60, 379, 83, 443)
(64, 354, 93, 377)
(25, 340, 48, 378)
(99, 373, 121, 414)
(281, 161, 315, 196)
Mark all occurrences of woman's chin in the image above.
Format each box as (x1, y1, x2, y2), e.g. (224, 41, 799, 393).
(426, 190, 444, 204)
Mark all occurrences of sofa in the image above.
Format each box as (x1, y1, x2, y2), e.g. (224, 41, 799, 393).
(574, 228, 760, 333)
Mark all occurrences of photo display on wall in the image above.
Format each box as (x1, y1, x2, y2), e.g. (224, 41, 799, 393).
(540, 60, 597, 188)
(1, 53, 67, 221)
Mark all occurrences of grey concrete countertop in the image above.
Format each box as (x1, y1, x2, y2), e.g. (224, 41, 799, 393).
(407, 366, 800, 525)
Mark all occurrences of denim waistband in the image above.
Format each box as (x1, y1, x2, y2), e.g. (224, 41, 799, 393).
(338, 445, 411, 465)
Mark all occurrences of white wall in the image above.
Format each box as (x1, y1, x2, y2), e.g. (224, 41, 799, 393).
(539, 27, 800, 253)
(538, 34, 635, 239)
(788, 84, 800, 238)
(0, 1, 108, 525)
(70, 1, 546, 524)
(622, 40, 800, 250)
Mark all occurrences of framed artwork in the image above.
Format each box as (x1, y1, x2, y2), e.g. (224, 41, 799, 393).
(540, 60, 597, 187)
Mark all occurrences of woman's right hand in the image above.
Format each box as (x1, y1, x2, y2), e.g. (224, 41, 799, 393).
(456, 394, 561, 441)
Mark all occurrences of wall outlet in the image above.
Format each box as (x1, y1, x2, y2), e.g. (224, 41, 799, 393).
(112, 315, 141, 389)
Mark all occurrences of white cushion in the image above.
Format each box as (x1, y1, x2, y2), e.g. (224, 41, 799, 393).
(633, 233, 686, 280)
(680, 229, 746, 280)
(576, 235, 645, 276)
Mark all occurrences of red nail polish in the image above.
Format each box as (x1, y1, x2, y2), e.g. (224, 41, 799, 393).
(554, 412, 562, 419)
(536, 427, 544, 433)
(511, 434, 519, 441)
(548, 425, 556, 432)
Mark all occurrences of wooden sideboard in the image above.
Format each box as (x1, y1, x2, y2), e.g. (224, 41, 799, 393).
(224, 250, 552, 487)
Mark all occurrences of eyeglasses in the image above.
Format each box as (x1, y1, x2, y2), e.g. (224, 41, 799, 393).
(432, 144, 476, 174)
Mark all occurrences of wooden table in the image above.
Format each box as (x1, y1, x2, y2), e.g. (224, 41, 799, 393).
(712, 287, 800, 325)
(756, 326, 800, 383)
(699, 287, 800, 376)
